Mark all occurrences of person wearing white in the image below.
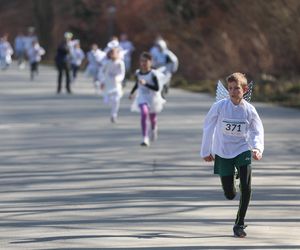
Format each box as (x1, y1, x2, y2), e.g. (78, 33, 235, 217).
(149, 36, 165, 68)
(86, 44, 106, 93)
(200, 98, 264, 159)
(150, 38, 178, 98)
(70, 41, 85, 82)
(200, 72, 264, 238)
(0, 34, 14, 70)
(119, 33, 135, 76)
(100, 48, 125, 123)
(129, 52, 166, 146)
(27, 40, 45, 80)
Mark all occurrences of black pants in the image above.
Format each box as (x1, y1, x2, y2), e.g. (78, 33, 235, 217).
(71, 64, 79, 79)
(30, 62, 38, 80)
(56, 62, 71, 93)
(220, 165, 252, 226)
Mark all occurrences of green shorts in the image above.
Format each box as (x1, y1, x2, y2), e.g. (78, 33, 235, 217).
(214, 150, 252, 177)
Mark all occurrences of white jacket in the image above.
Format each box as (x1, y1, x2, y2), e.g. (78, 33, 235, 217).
(101, 58, 125, 97)
(27, 44, 45, 63)
(200, 98, 264, 159)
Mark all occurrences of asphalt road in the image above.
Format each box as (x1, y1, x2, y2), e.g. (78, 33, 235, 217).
(0, 63, 300, 249)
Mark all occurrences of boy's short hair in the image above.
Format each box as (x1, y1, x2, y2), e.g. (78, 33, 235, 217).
(140, 51, 152, 61)
(226, 72, 248, 87)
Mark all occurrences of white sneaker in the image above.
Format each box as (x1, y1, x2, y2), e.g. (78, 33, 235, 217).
(150, 128, 158, 141)
(140, 137, 150, 147)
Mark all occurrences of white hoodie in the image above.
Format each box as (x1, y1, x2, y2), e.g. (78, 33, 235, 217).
(200, 98, 264, 159)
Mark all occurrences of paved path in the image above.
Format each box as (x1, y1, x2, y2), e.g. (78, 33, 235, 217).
(0, 63, 300, 250)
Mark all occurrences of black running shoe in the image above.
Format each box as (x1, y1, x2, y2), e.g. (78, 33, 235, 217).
(233, 224, 247, 238)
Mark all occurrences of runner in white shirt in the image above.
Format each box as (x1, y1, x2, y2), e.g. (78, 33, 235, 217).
(27, 40, 45, 80)
(0, 34, 13, 70)
(129, 52, 166, 146)
(85, 43, 106, 94)
(70, 41, 85, 82)
(200, 72, 264, 238)
(99, 47, 125, 123)
(150, 38, 178, 99)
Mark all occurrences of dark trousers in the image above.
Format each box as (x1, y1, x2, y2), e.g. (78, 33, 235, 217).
(220, 165, 252, 226)
(30, 62, 38, 80)
(56, 62, 71, 93)
(71, 64, 79, 79)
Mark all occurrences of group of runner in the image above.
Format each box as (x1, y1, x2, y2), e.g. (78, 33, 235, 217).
(53, 31, 179, 148)
(0, 27, 46, 80)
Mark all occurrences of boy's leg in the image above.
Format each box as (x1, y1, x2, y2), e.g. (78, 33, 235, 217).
(220, 175, 236, 200)
(235, 164, 252, 226)
(215, 155, 236, 199)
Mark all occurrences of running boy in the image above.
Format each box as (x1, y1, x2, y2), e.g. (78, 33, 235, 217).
(129, 52, 165, 146)
(200, 72, 264, 238)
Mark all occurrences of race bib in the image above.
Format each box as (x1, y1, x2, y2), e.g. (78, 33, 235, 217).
(221, 119, 246, 137)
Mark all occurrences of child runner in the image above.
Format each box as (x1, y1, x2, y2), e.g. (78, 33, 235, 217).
(0, 34, 13, 70)
(129, 52, 166, 146)
(100, 47, 125, 123)
(86, 43, 106, 94)
(150, 39, 178, 99)
(70, 40, 85, 83)
(200, 72, 264, 238)
(27, 40, 45, 80)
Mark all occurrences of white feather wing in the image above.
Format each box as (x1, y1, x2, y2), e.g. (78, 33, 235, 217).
(216, 80, 229, 102)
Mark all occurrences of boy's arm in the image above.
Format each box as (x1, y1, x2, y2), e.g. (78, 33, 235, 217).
(203, 155, 215, 162)
(200, 103, 219, 159)
(252, 149, 262, 160)
(249, 107, 264, 160)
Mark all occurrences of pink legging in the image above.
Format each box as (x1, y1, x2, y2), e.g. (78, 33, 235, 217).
(139, 103, 157, 137)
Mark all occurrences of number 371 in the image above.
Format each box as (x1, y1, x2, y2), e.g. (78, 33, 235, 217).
(225, 123, 241, 132)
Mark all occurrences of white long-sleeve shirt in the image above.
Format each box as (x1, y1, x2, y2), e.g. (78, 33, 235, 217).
(27, 44, 45, 63)
(101, 58, 125, 96)
(70, 47, 85, 66)
(0, 41, 13, 58)
(200, 98, 264, 159)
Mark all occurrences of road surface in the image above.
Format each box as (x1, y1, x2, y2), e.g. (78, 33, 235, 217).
(0, 63, 299, 249)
